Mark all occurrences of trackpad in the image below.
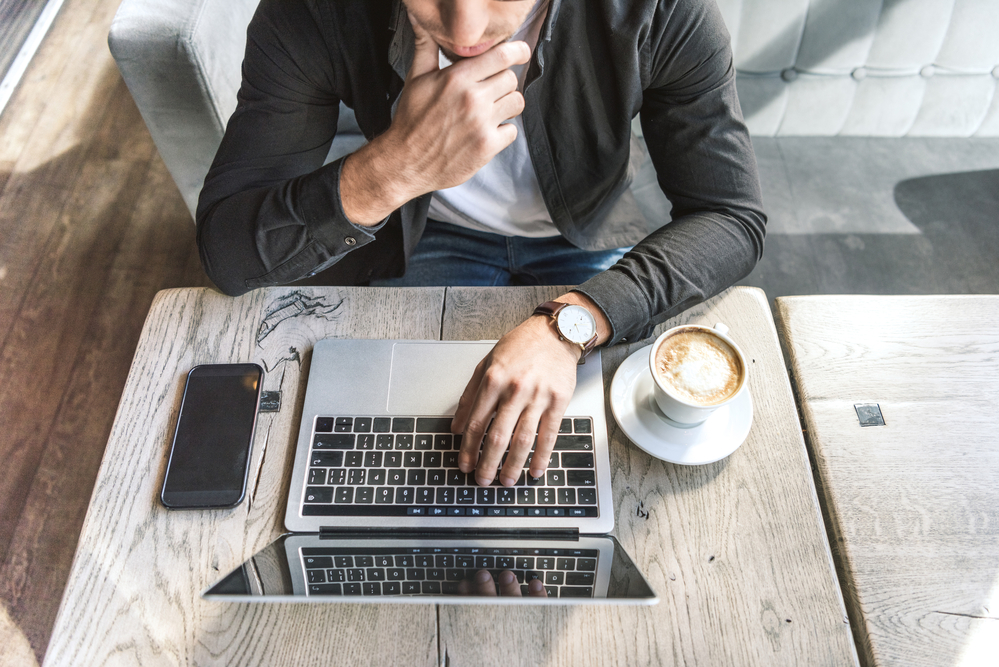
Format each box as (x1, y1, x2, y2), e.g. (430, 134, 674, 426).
(386, 342, 494, 415)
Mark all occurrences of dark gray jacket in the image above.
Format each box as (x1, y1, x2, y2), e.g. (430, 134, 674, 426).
(197, 0, 766, 344)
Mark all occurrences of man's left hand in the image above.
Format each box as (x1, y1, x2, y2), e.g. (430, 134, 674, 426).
(452, 292, 610, 486)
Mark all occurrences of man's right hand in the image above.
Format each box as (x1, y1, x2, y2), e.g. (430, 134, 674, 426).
(340, 15, 530, 226)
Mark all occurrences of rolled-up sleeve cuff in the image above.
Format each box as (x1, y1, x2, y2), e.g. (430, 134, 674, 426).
(574, 269, 654, 346)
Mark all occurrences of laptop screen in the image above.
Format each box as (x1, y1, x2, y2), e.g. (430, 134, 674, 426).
(203, 534, 657, 605)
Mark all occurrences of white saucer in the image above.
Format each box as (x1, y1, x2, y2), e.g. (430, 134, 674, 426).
(610, 345, 753, 465)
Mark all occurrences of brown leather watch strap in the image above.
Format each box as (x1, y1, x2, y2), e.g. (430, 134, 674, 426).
(532, 301, 567, 318)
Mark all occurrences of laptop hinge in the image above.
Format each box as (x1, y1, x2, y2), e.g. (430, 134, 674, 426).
(318, 527, 580, 540)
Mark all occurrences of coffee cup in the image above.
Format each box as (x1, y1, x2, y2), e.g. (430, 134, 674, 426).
(648, 323, 748, 426)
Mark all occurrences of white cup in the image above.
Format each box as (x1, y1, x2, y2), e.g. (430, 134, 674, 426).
(648, 323, 748, 426)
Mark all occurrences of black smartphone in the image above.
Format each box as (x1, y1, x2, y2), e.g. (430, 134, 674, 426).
(160, 363, 264, 510)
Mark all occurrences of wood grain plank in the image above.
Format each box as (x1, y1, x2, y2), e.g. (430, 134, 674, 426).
(43, 287, 444, 667)
(0, 72, 155, 568)
(776, 295, 999, 667)
(438, 287, 858, 667)
(0, 152, 208, 663)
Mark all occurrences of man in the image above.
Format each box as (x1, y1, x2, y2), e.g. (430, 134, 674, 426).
(196, 0, 766, 490)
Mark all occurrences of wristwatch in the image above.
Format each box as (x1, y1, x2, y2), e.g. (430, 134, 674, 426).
(533, 300, 599, 363)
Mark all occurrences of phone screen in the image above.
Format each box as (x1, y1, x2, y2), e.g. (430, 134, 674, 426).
(161, 364, 263, 509)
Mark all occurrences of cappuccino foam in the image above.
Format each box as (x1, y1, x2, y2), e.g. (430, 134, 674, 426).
(654, 330, 742, 406)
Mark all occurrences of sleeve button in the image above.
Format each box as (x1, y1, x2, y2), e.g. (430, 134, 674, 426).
(344, 236, 356, 246)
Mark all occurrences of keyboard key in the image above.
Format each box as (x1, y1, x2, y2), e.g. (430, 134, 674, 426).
(308, 469, 326, 485)
(561, 453, 594, 468)
(576, 558, 596, 571)
(395, 434, 413, 450)
(556, 558, 575, 570)
(537, 557, 554, 569)
(436, 488, 454, 504)
(434, 434, 453, 450)
(327, 468, 346, 485)
(404, 452, 422, 467)
(566, 572, 594, 586)
(416, 488, 434, 504)
(567, 470, 596, 487)
(414, 434, 433, 450)
(526, 474, 545, 487)
(366, 568, 385, 581)
(355, 487, 374, 503)
(356, 434, 375, 450)
(560, 586, 592, 597)
(488, 507, 505, 516)
(416, 417, 453, 433)
(347, 569, 365, 582)
(497, 488, 516, 504)
(407, 507, 426, 515)
(344, 451, 364, 467)
(375, 434, 393, 450)
(456, 555, 474, 568)
(343, 583, 362, 595)
(497, 556, 515, 568)
(403, 581, 421, 594)
(347, 469, 366, 485)
(423, 452, 442, 467)
(368, 468, 386, 485)
(435, 555, 453, 568)
(314, 434, 355, 449)
(395, 555, 413, 567)
(573, 418, 591, 433)
(373, 418, 391, 432)
(304, 556, 333, 569)
(526, 507, 545, 517)
(456, 488, 475, 504)
(537, 489, 557, 505)
(415, 554, 433, 568)
(334, 417, 353, 432)
(554, 435, 592, 450)
(429, 507, 447, 516)
(384, 452, 403, 467)
(315, 417, 334, 433)
(546, 571, 564, 585)
(558, 489, 576, 505)
(395, 487, 414, 504)
(546, 470, 565, 486)
(447, 507, 465, 516)
(467, 507, 485, 516)
(334, 557, 352, 568)
(355, 557, 374, 567)
(407, 469, 426, 485)
(310, 451, 342, 467)
(392, 417, 415, 432)
(383, 581, 401, 595)
(375, 488, 393, 504)
(427, 469, 447, 485)
(354, 417, 372, 432)
(304, 487, 333, 503)
(407, 568, 425, 580)
(516, 557, 534, 569)
(327, 568, 346, 582)
(476, 488, 495, 504)
(546, 508, 565, 516)
(518, 488, 536, 504)
(387, 469, 405, 485)
(308, 569, 325, 584)
(334, 487, 354, 503)
(362, 582, 381, 595)
(506, 508, 525, 517)
(309, 583, 342, 595)
(447, 470, 467, 486)
(422, 581, 441, 594)
(443, 452, 459, 467)
(577, 488, 596, 504)
(568, 508, 587, 517)
(427, 568, 445, 580)
(374, 555, 392, 567)
(363, 452, 383, 467)
(559, 418, 572, 433)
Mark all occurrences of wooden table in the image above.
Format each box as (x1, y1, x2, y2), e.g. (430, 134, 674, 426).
(44, 286, 857, 666)
(776, 295, 999, 667)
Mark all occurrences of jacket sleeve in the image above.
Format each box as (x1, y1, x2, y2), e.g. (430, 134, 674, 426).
(195, 0, 386, 296)
(574, 0, 766, 344)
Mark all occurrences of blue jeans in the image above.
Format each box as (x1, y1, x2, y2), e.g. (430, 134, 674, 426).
(371, 219, 629, 287)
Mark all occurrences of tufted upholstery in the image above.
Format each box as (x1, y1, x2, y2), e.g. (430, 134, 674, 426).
(109, 0, 999, 218)
(720, 0, 999, 137)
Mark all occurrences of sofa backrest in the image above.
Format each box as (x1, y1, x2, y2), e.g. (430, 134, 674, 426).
(109, 0, 999, 218)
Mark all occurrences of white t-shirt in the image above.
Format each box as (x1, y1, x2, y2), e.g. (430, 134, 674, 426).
(426, 0, 558, 238)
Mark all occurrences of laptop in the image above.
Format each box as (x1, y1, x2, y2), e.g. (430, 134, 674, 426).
(204, 339, 657, 604)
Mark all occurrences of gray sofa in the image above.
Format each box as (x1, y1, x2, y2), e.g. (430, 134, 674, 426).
(108, 0, 999, 221)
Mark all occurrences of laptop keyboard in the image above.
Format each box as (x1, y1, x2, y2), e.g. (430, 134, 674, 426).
(302, 546, 599, 598)
(302, 416, 599, 518)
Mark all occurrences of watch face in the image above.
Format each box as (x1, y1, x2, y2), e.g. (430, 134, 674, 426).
(556, 304, 596, 345)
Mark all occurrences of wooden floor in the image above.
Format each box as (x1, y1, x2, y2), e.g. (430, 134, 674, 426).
(0, 0, 210, 663)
